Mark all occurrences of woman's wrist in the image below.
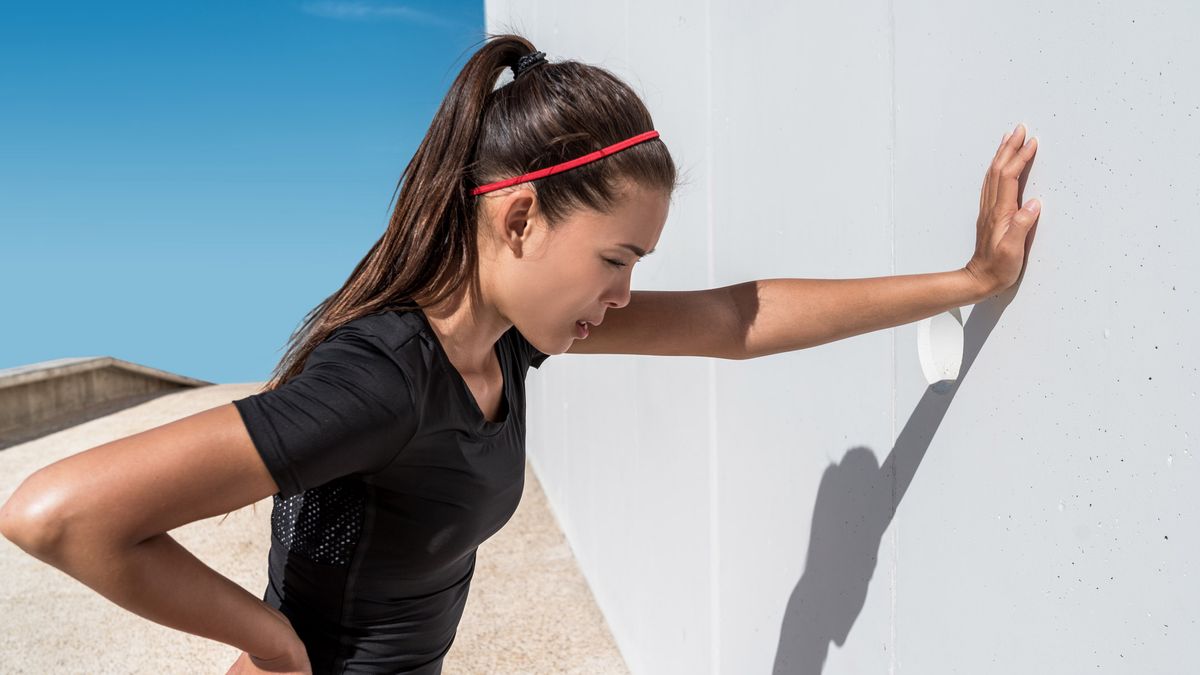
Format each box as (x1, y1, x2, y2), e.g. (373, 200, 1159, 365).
(960, 263, 1000, 302)
(253, 603, 303, 660)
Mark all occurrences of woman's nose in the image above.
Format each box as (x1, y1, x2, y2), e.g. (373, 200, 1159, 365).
(602, 276, 632, 309)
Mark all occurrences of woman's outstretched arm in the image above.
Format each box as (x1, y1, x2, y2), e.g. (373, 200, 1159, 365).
(0, 403, 307, 670)
(557, 269, 990, 361)
(725, 270, 990, 357)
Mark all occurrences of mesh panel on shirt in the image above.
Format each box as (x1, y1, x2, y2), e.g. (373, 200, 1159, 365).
(270, 478, 366, 566)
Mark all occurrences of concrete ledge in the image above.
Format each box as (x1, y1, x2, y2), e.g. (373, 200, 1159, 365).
(0, 357, 212, 450)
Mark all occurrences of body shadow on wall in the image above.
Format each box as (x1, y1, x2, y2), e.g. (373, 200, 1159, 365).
(771, 283, 1021, 674)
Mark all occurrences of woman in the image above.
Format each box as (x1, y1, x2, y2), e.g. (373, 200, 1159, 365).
(0, 32, 1039, 675)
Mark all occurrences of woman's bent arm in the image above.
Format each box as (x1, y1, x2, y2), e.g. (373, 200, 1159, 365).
(0, 403, 298, 662)
(28, 528, 296, 661)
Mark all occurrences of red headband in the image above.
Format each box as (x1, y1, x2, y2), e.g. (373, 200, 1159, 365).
(471, 130, 661, 196)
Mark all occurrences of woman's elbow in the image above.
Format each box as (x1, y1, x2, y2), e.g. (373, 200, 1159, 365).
(0, 469, 80, 560)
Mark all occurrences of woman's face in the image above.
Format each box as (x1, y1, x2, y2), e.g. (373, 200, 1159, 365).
(483, 180, 670, 356)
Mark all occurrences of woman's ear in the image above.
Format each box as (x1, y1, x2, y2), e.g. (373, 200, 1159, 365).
(497, 188, 541, 258)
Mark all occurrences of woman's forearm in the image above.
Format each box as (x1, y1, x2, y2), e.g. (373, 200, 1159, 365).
(28, 530, 293, 660)
(730, 268, 990, 358)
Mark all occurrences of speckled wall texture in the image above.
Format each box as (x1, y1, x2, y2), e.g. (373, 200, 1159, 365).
(488, 1, 1200, 673)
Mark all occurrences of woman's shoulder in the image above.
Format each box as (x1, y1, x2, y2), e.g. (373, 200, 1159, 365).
(317, 308, 431, 373)
(337, 308, 424, 346)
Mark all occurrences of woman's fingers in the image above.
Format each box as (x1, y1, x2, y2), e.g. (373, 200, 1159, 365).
(986, 124, 1025, 206)
(989, 124, 1035, 211)
(982, 126, 1017, 211)
(993, 130, 1013, 164)
(999, 134, 1038, 212)
(982, 130, 1011, 213)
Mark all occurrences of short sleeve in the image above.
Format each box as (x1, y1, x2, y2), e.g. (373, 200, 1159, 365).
(511, 325, 550, 369)
(232, 327, 419, 498)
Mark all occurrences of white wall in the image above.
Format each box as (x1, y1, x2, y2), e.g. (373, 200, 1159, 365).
(485, 2, 1200, 673)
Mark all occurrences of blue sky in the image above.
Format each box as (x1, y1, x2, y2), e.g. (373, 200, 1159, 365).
(1, 1, 486, 384)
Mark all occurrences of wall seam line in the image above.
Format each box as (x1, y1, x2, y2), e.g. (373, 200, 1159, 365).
(888, 0, 900, 673)
(705, 0, 720, 672)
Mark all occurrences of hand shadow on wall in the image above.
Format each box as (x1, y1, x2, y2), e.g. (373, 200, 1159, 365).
(771, 274, 1032, 673)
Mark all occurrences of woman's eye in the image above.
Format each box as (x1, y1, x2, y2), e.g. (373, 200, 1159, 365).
(604, 258, 628, 268)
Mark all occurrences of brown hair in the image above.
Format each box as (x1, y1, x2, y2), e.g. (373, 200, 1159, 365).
(260, 32, 682, 392)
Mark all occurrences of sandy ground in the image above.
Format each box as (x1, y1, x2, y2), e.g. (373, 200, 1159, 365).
(0, 383, 627, 674)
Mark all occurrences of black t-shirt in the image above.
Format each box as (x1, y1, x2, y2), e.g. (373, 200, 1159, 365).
(231, 307, 550, 674)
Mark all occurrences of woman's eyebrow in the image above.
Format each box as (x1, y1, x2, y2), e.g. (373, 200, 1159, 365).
(618, 243, 656, 257)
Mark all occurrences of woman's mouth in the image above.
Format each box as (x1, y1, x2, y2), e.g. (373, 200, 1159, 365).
(575, 320, 589, 338)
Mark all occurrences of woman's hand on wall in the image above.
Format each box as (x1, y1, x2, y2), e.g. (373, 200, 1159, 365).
(965, 123, 1041, 295)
